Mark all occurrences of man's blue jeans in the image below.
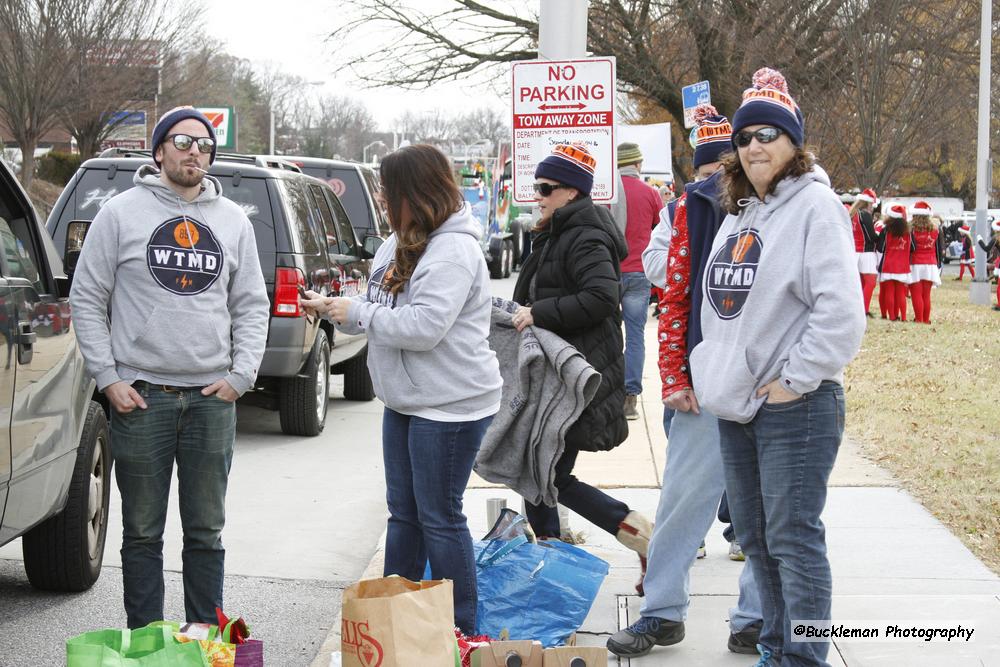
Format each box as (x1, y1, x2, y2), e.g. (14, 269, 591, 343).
(718, 381, 845, 667)
(641, 407, 761, 630)
(111, 382, 236, 628)
(381, 408, 493, 635)
(621, 272, 650, 395)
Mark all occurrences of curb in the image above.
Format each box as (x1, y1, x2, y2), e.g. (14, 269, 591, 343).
(309, 531, 386, 667)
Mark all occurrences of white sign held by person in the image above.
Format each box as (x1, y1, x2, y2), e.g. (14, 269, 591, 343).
(511, 57, 617, 203)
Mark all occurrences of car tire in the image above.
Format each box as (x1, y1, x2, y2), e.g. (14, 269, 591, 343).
(502, 239, 514, 278)
(488, 248, 504, 279)
(343, 347, 375, 401)
(22, 401, 110, 592)
(279, 329, 330, 436)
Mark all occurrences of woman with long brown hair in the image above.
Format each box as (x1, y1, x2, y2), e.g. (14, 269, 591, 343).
(908, 201, 942, 323)
(849, 189, 879, 316)
(301, 144, 502, 634)
(877, 204, 914, 322)
(690, 68, 865, 667)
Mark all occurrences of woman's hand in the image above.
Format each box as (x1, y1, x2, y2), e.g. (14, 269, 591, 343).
(300, 291, 354, 324)
(512, 305, 534, 332)
(756, 379, 801, 404)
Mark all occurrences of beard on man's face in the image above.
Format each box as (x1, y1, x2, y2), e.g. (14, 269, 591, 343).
(163, 156, 204, 188)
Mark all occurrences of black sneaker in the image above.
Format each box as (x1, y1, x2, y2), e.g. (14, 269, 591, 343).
(728, 621, 763, 654)
(607, 616, 684, 657)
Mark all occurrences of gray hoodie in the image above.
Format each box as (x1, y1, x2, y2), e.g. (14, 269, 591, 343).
(338, 203, 502, 420)
(70, 166, 270, 395)
(690, 167, 865, 423)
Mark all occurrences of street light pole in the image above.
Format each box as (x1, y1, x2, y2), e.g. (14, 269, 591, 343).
(971, 0, 992, 305)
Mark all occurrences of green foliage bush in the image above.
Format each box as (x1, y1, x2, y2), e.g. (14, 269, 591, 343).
(37, 151, 82, 186)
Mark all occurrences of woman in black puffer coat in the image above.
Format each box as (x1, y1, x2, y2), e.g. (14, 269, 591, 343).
(510, 143, 652, 559)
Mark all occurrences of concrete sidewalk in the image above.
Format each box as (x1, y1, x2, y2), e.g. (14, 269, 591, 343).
(315, 315, 1000, 666)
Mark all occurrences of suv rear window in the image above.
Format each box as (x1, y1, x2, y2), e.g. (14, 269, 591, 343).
(53, 167, 277, 268)
(300, 166, 374, 235)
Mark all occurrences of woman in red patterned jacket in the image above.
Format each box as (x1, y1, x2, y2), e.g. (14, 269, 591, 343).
(849, 189, 879, 316)
(877, 204, 914, 321)
(908, 201, 941, 324)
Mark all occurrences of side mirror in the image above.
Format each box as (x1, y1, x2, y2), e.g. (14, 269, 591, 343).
(63, 220, 91, 276)
(363, 235, 383, 259)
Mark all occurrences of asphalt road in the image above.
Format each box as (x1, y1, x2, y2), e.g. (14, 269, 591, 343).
(0, 273, 520, 667)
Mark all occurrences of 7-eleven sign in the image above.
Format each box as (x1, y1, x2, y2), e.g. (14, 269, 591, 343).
(196, 107, 235, 150)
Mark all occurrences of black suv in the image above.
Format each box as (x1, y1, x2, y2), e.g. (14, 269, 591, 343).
(271, 156, 390, 244)
(46, 151, 376, 437)
(0, 156, 110, 591)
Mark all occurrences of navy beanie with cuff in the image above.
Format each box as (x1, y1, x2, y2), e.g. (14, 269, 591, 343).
(534, 143, 597, 196)
(151, 106, 217, 167)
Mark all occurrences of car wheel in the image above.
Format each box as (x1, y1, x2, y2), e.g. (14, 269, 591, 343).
(488, 249, 504, 279)
(502, 239, 514, 278)
(279, 329, 330, 436)
(343, 346, 375, 401)
(22, 401, 110, 591)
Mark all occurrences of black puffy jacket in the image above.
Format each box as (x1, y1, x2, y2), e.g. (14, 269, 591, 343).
(513, 196, 629, 452)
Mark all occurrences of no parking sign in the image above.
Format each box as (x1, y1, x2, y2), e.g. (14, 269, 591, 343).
(511, 57, 617, 203)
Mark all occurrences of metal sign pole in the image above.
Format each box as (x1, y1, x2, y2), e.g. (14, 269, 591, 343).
(970, 0, 992, 305)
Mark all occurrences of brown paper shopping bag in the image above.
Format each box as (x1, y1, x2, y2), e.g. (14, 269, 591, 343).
(341, 576, 457, 667)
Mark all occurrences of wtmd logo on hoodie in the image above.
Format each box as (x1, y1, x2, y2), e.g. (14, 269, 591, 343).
(146, 216, 224, 295)
(706, 228, 763, 319)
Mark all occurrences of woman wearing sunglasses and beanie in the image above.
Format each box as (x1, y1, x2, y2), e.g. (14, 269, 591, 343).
(510, 143, 653, 570)
(300, 144, 501, 634)
(689, 69, 865, 667)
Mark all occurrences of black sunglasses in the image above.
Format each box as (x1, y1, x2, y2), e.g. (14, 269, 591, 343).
(165, 133, 215, 153)
(734, 127, 784, 148)
(533, 182, 569, 196)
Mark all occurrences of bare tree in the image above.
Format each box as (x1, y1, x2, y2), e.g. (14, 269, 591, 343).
(395, 109, 456, 145)
(61, 1, 210, 158)
(291, 95, 376, 160)
(0, 0, 80, 188)
(453, 107, 511, 154)
(327, 0, 978, 186)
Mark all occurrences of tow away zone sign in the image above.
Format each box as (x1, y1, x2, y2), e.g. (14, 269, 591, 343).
(512, 57, 616, 203)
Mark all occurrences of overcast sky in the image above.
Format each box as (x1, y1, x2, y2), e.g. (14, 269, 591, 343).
(204, 0, 510, 131)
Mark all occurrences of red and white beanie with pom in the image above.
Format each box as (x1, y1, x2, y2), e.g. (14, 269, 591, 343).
(857, 188, 878, 204)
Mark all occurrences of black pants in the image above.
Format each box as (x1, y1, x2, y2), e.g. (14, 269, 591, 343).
(525, 444, 630, 538)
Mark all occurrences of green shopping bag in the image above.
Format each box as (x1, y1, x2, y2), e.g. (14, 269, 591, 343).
(66, 622, 209, 667)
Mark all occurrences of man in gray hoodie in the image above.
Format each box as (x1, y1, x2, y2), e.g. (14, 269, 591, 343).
(70, 106, 269, 628)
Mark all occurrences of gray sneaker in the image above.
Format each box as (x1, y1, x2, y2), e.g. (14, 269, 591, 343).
(624, 394, 640, 420)
(607, 616, 684, 657)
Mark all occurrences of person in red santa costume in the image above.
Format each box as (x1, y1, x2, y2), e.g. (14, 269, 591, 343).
(873, 214, 890, 318)
(908, 201, 941, 324)
(849, 188, 879, 316)
(955, 224, 976, 280)
(877, 204, 914, 321)
(977, 222, 1000, 310)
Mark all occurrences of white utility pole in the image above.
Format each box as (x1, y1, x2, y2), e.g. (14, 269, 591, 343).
(539, 0, 589, 60)
(971, 0, 992, 305)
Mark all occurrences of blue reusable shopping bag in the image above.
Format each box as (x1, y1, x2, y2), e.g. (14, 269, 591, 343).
(473, 510, 609, 647)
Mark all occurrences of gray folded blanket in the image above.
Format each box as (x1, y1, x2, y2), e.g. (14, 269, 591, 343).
(475, 302, 601, 506)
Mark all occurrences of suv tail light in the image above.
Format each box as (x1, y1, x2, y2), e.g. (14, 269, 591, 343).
(273, 267, 305, 317)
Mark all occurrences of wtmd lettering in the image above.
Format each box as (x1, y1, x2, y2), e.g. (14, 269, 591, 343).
(151, 247, 219, 271)
(713, 266, 757, 287)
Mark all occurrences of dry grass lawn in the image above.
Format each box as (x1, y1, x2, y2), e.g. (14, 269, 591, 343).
(844, 275, 1000, 574)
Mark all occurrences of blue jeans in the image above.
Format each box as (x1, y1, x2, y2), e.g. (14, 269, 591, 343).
(641, 407, 761, 630)
(381, 408, 493, 635)
(621, 272, 650, 395)
(111, 382, 236, 628)
(719, 381, 845, 667)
